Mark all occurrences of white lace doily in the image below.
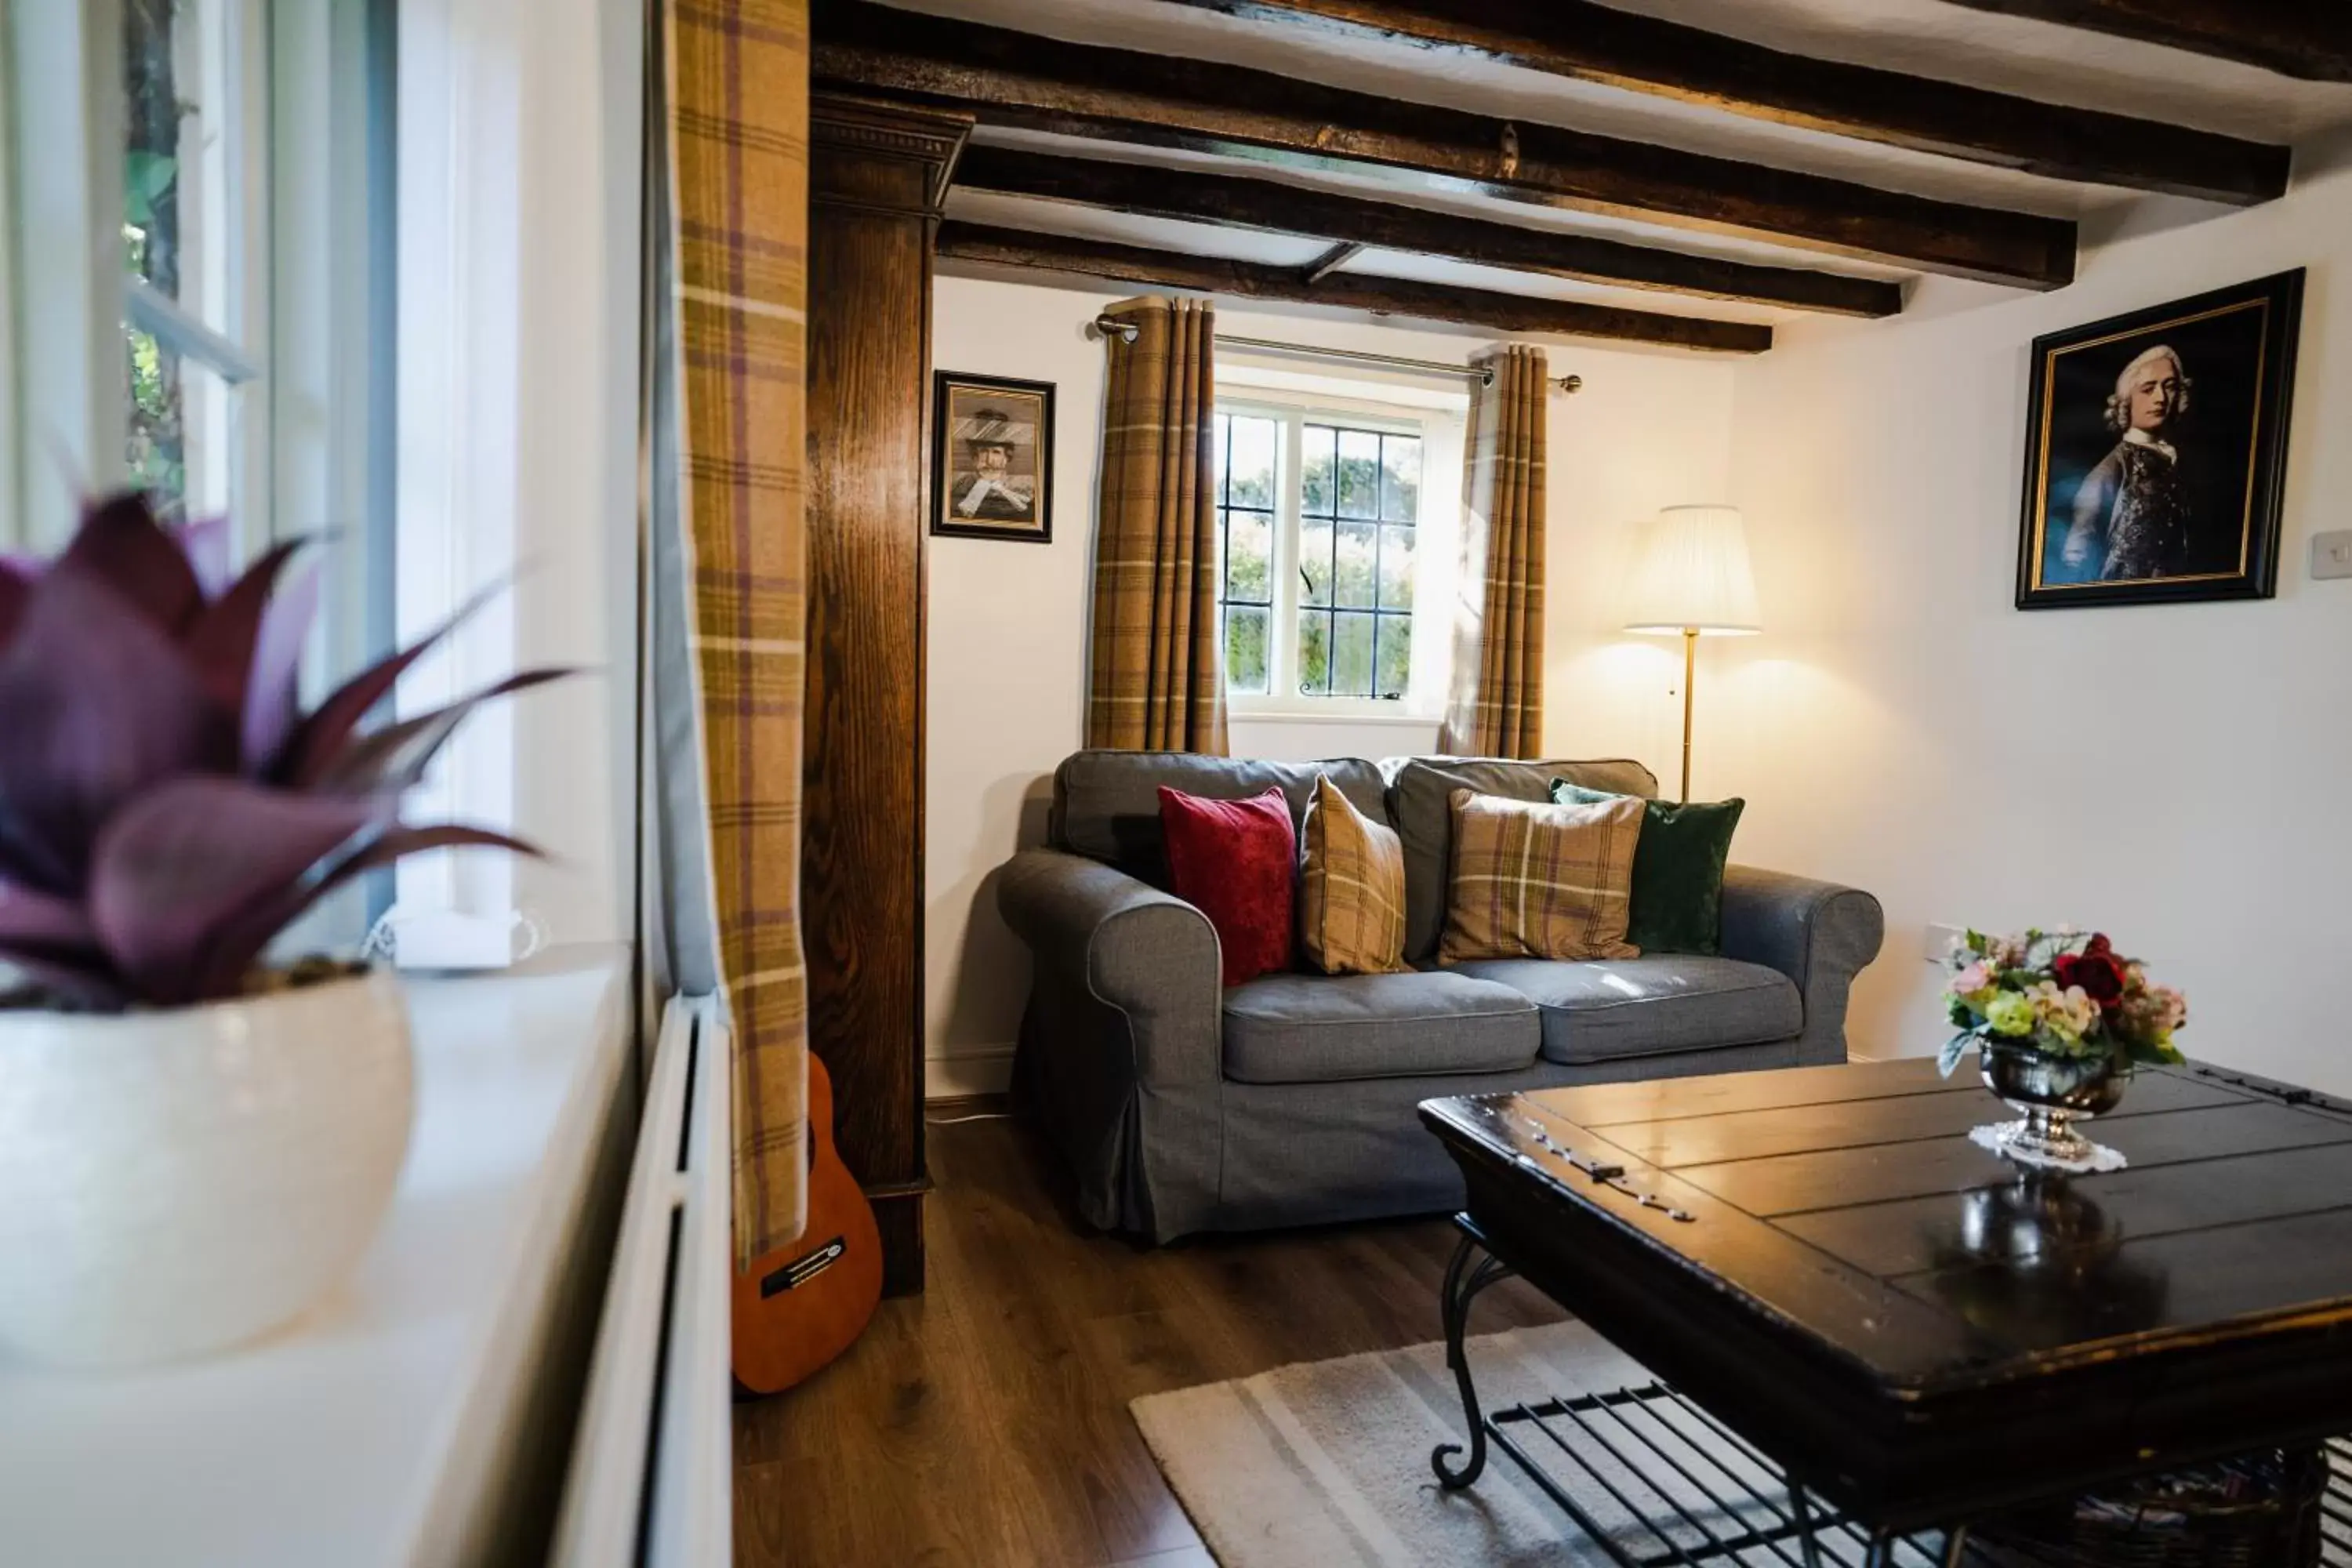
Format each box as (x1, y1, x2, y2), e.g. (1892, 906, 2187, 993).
(1969, 1120, 2129, 1174)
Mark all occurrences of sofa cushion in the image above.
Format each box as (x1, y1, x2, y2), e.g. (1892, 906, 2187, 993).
(1221, 971, 1540, 1085)
(1298, 774, 1410, 976)
(1386, 756, 1658, 963)
(1555, 782, 1746, 957)
(1160, 786, 1298, 987)
(1448, 956, 1802, 1065)
(1437, 789, 1643, 964)
(1053, 750, 1388, 884)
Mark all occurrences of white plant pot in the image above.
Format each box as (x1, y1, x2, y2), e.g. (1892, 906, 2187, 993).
(0, 968, 413, 1369)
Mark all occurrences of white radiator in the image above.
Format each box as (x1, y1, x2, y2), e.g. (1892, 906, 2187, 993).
(550, 996, 732, 1567)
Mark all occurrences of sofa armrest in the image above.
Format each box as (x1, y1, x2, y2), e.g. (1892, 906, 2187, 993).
(996, 848, 1223, 1089)
(1719, 865, 1885, 1062)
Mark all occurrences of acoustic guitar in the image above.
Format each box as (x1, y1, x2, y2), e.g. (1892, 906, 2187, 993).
(731, 1053, 883, 1394)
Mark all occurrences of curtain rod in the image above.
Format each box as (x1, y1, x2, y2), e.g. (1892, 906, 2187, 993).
(1087, 315, 1584, 394)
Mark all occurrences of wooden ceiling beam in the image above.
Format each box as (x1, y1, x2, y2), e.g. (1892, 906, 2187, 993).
(813, 0, 2078, 289)
(1299, 241, 1365, 285)
(1153, 0, 2289, 205)
(955, 144, 1904, 318)
(934, 222, 1773, 353)
(1939, 0, 2352, 85)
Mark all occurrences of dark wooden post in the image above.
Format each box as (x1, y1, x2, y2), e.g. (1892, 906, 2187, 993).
(805, 94, 971, 1297)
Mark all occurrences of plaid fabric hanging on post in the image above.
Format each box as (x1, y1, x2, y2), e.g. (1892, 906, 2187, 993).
(1440, 344, 1549, 760)
(1087, 296, 1229, 756)
(660, 0, 814, 1266)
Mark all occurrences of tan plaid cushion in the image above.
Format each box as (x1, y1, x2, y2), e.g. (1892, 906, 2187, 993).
(1439, 789, 1643, 964)
(1298, 774, 1410, 976)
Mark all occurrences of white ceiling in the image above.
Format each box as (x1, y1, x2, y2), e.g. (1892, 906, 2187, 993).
(903, 0, 2352, 342)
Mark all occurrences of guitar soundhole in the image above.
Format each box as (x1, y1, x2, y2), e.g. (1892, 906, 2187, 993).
(760, 1237, 848, 1298)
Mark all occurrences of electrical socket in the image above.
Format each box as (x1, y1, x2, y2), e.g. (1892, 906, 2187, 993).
(2316, 530, 2352, 581)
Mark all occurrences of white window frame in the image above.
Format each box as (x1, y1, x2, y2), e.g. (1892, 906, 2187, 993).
(5, 0, 391, 942)
(3, 0, 638, 969)
(5, 0, 379, 578)
(1214, 387, 1464, 724)
(5, 0, 125, 549)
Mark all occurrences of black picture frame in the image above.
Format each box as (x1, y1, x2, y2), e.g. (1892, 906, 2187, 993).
(2015, 269, 2303, 610)
(931, 371, 1054, 544)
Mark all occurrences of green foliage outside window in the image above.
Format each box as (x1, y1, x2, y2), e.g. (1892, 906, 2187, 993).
(1214, 411, 1422, 703)
(124, 0, 189, 517)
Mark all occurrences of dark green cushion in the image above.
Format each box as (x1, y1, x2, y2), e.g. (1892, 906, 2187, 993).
(1552, 781, 1744, 956)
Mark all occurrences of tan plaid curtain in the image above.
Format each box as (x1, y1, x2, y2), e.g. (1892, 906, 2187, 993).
(662, 0, 811, 1266)
(1439, 344, 1549, 759)
(1087, 296, 1229, 755)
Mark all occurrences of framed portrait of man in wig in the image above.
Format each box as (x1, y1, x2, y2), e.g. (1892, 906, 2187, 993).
(932, 371, 1054, 543)
(2016, 270, 2303, 609)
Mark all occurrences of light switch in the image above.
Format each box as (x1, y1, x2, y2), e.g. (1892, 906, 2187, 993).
(2316, 530, 2352, 581)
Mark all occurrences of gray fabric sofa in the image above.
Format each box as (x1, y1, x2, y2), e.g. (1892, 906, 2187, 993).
(996, 750, 1886, 1243)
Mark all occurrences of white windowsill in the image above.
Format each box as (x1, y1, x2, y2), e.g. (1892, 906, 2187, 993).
(1228, 707, 1443, 728)
(0, 944, 633, 1568)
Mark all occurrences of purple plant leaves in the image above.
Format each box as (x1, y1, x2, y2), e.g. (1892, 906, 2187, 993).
(193, 823, 541, 999)
(314, 670, 573, 793)
(193, 822, 541, 992)
(273, 579, 506, 786)
(172, 514, 235, 598)
(0, 561, 29, 648)
(0, 495, 568, 1007)
(60, 493, 205, 636)
(0, 948, 128, 1008)
(0, 880, 99, 949)
(0, 569, 239, 894)
(88, 777, 391, 1004)
(182, 538, 306, 718)
(241, 559, 321, 773)
(0, 880, 121, 1006)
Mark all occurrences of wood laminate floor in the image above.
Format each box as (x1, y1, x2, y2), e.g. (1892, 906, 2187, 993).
(731, 1103, 1568, 1567)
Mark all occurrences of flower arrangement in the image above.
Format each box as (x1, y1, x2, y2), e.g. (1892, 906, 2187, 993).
(1938, 927, 2188, 1077)
(0, 492, 564, 1010)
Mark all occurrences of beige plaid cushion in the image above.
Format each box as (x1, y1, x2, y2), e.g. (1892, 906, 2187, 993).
(1298, 774, 1410, 976)
(1439, 789, 1643, 964)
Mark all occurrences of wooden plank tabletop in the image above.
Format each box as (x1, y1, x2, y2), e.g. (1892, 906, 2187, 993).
(1421, 1054, 2352, 1524)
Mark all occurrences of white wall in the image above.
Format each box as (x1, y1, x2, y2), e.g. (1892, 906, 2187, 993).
(924, 273, 1739, 1094)
(1720, 147, 2352, 1090)
(927, 278, 1105, 1098)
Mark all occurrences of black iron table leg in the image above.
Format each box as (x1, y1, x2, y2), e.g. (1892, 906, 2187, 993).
(1430, 1225, 1515, 1490)
(1790, 1481, 1824, 1568)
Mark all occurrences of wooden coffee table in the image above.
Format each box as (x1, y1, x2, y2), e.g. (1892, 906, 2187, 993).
(1421, 1054, 2352, 1565)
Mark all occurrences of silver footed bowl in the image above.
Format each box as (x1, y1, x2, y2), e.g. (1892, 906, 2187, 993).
(1979, 1040, 2129, 1166)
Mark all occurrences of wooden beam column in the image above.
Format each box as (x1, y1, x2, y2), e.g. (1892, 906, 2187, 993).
(806, 93, 972, 1297)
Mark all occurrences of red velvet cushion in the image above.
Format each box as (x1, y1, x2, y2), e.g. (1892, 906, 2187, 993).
(1157, 785, 1298, 988)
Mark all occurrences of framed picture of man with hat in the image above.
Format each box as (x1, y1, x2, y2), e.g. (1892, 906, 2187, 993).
(933, 371, 1054, 543)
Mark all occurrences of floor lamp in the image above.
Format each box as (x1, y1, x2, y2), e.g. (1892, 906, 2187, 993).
(1624, 506, 1760, 803)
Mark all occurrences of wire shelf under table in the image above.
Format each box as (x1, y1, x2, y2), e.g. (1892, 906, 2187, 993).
(1479, 1383, 2352, 1567)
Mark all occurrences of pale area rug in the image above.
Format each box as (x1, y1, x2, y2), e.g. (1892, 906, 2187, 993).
(1132, 1321, 1914, 1568)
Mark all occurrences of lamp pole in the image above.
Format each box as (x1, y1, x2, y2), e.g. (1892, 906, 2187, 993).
(1679, 627, 1697, 804)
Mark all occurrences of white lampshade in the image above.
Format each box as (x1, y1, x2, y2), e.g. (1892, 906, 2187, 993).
(1623, 505, 1762, 636)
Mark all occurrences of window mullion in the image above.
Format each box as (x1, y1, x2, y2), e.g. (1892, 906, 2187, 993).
(7, 0, 127, 546)
(1275, 409, 1303, 702)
